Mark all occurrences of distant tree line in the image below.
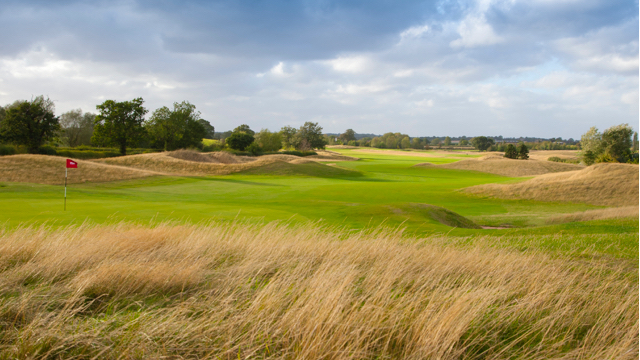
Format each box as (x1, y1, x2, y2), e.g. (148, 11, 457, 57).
(0, 96, 327, 157)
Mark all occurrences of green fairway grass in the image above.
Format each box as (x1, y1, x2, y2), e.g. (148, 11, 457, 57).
(0, 148, 635, 249)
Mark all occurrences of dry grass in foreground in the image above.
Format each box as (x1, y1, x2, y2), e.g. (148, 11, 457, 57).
(0, 155, 159, 185)
(546, 206, 639, 224)
(464, 162, 639, 206)
(416, 157, 584, 177)
(0, 222, 637, 359)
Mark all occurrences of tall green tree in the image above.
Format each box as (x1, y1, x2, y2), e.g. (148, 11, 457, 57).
(93, 98, 148, 155)
(233, 124, 255, 136)
(601, 123, 633, 160)
(339, 129, 356, 143)
(198, 119, 215, 139)
(226, 132, 254, 151)
(633, 132, 638, 152)
(400, 136, 411, 149)
(60, 109, 95, 147)
(295, 122, 326, 150)
(471, 136, 494, 151)
(255, 129, 282, 152)
(430, 138, 441, 147)
(443, 136, 451, 146)
(504, 144, 517, 159)
(517, 143, 529, 159)
(0, 96, 60, 153)
(280, 126, 297, 149)
(146, 101, 206, 151)
(411, 137, 423, 149)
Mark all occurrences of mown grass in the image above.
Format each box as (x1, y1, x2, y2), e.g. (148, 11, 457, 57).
(0, 221, 636, 359)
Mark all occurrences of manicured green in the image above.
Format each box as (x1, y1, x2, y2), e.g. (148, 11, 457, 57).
(0, 148, 636, 256)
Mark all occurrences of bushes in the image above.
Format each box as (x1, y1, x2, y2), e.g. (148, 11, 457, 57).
(279, 150, 317, 157)
(0, 144, 17, 156)
(547, 157, 581, 164)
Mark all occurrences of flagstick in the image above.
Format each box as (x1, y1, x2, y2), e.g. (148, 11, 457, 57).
(64, 167, 67, 211)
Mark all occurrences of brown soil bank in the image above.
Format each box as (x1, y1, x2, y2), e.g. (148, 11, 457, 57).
(0, 155, 158, 185)
(416, 157, 584, 177)
(464, 163, 639, 206)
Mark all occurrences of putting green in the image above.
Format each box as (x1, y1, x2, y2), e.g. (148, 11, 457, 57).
(0, 148, 635, 238)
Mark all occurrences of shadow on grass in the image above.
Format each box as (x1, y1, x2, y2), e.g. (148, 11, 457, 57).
(199, 178, 285, 187)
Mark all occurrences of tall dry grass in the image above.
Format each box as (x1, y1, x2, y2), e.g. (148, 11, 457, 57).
(546, 206, 639, 224)
(0, 222, 636, 359)
(465, 162, 639, 206)
(0, 155, 159, 185)
(430, 158, 584, 177)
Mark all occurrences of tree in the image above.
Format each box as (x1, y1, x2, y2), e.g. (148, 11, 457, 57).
(255, 129, 282, 152)
(443, 136, 451, 146)
(60, 109, 95, 147)
(411, 137, 423, 149)
(459, 139, 469, 146)
(400, 136, 411, 149)
(295, 122, 326, 149)
(280, 126, 297, 149)
(580, 127, 602, 155)
(430, 138, 441, 147)
(226, 132, 254, 151)
(198, 119, 215, 139)
(517, 143, 529, 159)
(504, 144, 517, 159)
(471, 136, 494, 151)
(92, 98, 147, 155)
(386, 135, 398, 149)
(145, 101, 206, 151)
(601, 123, 633, 160)
(633, 132, 638, 153)
(339, 129, 356, 143)
(233, 124, 255, 136)
(0, 96, 60, 153)
(371, 137, 382, 148)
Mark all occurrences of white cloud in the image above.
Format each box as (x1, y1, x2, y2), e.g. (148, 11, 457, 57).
(450, 15, 503, 48)
(324, 56, 372, 73)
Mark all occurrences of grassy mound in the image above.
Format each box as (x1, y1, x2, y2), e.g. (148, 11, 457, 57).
(237, 160, 361, 178)
(465, 163, 639, 206)
(0, 222, 635, 359)
(417, 157, 584, 177)
(409, 203, 481, 229)
(0, 154, 158, 184)
(546, 206, 639, 224)
(97, 152, 358, 177)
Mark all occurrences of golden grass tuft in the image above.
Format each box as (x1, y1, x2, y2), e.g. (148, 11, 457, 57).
(465, 162, 639, 206)
(421, 157, 584, 177)
(546, 205, 639, 224)
(0, 222, 636, 358)
(0, 154, 159, 185)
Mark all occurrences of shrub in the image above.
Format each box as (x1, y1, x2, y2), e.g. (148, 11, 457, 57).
(279, 150, 317, 157)
(246, 143, 263, 156)
(517, 143, 529, 160)
(504, 144, 517, 159)
(226, 133, 254, 151)
(0, 144, 17, 156)
(547, 157, 580, 164)
(36, 146, 57, 155)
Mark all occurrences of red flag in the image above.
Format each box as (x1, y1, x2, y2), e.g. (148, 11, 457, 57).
(66, 159, 78, 168)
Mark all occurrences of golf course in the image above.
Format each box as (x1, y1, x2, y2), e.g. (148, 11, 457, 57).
(0, 148, 637, 358)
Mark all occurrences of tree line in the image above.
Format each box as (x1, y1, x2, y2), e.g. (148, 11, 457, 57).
(0, 96, 327, 156)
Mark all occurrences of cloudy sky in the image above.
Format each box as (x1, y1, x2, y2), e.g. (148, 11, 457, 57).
(0, 0, 637, 138)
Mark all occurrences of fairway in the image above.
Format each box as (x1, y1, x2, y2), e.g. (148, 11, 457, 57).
(0, 148, 634, 240)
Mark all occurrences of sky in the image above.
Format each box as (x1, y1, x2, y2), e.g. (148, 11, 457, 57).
(0, 0, 637, 138)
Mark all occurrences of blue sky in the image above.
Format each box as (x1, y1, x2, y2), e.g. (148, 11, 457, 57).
(0, 0, 637, 138)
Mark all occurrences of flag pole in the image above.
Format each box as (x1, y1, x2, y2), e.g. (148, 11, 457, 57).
(64, 167, 67, 211)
